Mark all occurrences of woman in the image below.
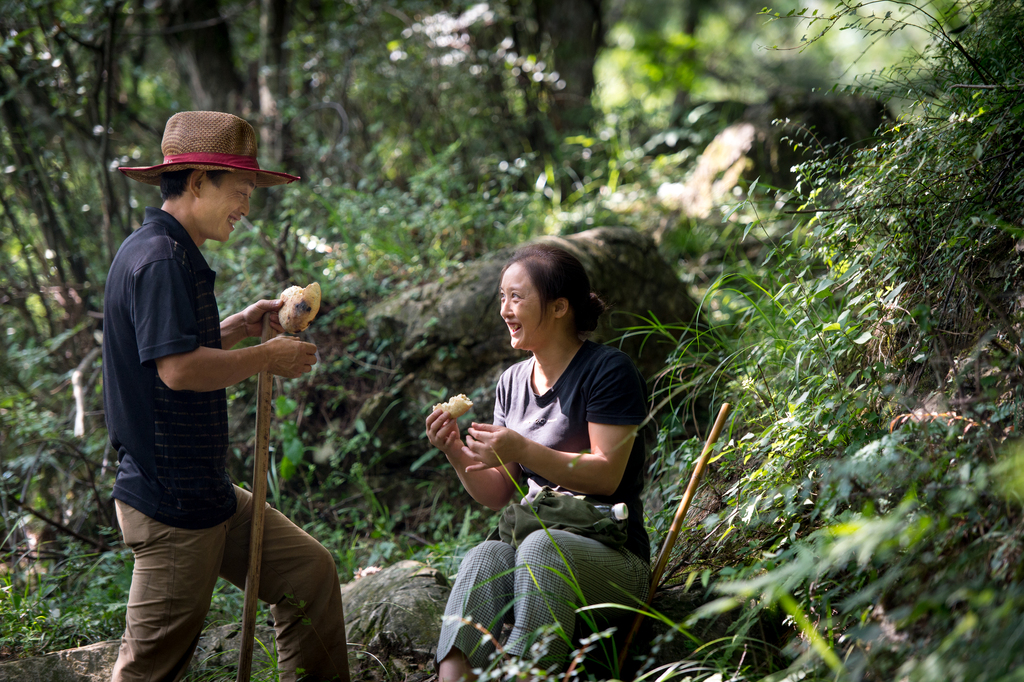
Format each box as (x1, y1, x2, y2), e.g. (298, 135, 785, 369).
(425, 243, 651, 680)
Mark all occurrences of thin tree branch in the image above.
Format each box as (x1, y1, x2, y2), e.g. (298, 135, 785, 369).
(949, 83, 1024, 90)
(72, 346, 102, 437)
(9, 495, 111, 552)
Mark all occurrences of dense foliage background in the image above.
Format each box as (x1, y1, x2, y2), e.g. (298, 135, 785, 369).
(2, 0, 1023, 680)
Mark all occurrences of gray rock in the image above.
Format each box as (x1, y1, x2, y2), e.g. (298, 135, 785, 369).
(0, 623, 275, 682)
(342, 560, 451, 678)
(361, 227, 697, 460)
(0, 641, 118, 682)
(187, 622, 276, 676)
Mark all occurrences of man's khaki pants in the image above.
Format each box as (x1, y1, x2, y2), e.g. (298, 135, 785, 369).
(111, 486, 350, 682)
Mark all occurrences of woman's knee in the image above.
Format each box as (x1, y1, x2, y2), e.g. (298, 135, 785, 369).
(516, 530, 570, 561)
(464, 539, 514, 562)
(456, 540, 515, 578)
(515, 530, 577, 581)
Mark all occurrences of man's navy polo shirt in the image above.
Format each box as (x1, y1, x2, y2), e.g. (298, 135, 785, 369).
(103, 207, 236, 529)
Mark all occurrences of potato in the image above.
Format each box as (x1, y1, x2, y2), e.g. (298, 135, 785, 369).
(279, 282, 321, 333)
(433, 394, 473, 418)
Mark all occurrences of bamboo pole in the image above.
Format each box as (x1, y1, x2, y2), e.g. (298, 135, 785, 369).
(618, 403, 732, 672)
(237, 314, 274, 682)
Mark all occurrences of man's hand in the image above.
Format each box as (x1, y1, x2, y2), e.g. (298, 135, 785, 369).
(263, 336, 318, 378)
(156, 336, 318, 392)
(239, 299, 285, 337)
(221, 299, 285, 350)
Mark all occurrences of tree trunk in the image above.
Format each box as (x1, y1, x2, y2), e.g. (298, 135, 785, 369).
(258, 0, 291, 162)
(257, 0, 294, 283)
(535, 0, 602, 132)
(158, 0, 245, 113)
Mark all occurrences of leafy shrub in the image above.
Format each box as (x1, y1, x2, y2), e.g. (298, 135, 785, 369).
(637, 1, 1024, 680)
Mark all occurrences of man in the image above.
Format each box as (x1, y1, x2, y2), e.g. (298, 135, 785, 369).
(105, 111, 349, 682)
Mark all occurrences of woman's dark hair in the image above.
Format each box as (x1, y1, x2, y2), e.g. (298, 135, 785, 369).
(159, 169, 230, 201)
(502, 243, 606, 334)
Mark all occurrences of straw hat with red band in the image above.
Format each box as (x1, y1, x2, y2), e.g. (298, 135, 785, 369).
(118, 111, 300, 187)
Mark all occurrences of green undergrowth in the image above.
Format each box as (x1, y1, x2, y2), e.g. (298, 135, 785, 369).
(4, 2, 1023, 679)
(628, 1, 1024, 680)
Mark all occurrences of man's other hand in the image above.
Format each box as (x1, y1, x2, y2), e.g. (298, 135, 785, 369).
(264, 336, 318, 378)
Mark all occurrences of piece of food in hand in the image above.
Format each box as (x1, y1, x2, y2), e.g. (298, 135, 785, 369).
(433, 394, 473, 418)
(279, 282, 321, 333)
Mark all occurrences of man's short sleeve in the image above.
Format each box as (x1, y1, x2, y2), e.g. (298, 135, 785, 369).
(133, 259, 200, 367)
(585, 352, 647, 425)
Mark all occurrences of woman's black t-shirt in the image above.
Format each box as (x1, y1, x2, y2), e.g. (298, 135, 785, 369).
(493, 340, 650, 560)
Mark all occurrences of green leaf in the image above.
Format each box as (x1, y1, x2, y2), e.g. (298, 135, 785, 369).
(275, 396, 298, 418)
(284, 437, 305, 464)
(409, 450, 437, 472)
(722, 200, 745, 222)
(853, 331, 873, 344)
(279, 456, 296, 482)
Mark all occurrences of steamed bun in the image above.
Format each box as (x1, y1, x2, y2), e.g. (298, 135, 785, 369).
(433, 394, 473, 418)
(279, 282, 321, 333)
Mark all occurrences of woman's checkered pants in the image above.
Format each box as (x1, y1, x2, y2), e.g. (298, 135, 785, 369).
(436, 529, 650, 672)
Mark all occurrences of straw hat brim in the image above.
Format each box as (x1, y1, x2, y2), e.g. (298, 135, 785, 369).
(118, 161, 299, 187)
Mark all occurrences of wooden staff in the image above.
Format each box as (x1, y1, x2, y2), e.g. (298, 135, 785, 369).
(237, 314, 274, 682)
(618, 402, 732, 672)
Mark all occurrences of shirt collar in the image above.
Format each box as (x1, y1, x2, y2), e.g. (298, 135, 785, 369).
(143, 207, 213, 273)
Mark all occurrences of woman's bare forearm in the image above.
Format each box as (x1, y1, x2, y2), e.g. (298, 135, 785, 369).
(512, 425, 636, 496)
(446, 448, 519, 510)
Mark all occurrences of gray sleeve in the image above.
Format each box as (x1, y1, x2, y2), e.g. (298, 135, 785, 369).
(493, 370, 510, 427)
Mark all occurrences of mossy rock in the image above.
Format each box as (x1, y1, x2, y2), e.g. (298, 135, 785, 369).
(0, 623, 275, 682)
(342, 560, 451, 679)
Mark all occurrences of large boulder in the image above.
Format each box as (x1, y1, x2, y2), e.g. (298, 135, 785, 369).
(342, 560, 451, 680)
(359, 227, 698, 461)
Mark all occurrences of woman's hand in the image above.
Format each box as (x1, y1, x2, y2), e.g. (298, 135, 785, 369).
(428, 413, 518, 510)
(426, 408, 464, 455)
(463, 422, 525, 472)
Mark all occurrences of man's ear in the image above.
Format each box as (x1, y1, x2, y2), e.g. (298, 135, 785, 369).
(186, 170, 205, 198)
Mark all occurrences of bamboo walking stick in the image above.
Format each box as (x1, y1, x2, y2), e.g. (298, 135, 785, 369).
(237, 314, 274, 682)
(617, 402, 732, 672)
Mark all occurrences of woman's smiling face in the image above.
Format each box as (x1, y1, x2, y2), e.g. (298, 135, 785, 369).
(499, 262, 555, 351)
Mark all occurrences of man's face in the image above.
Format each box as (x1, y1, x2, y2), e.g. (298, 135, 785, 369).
(193, 171, 257, 244)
